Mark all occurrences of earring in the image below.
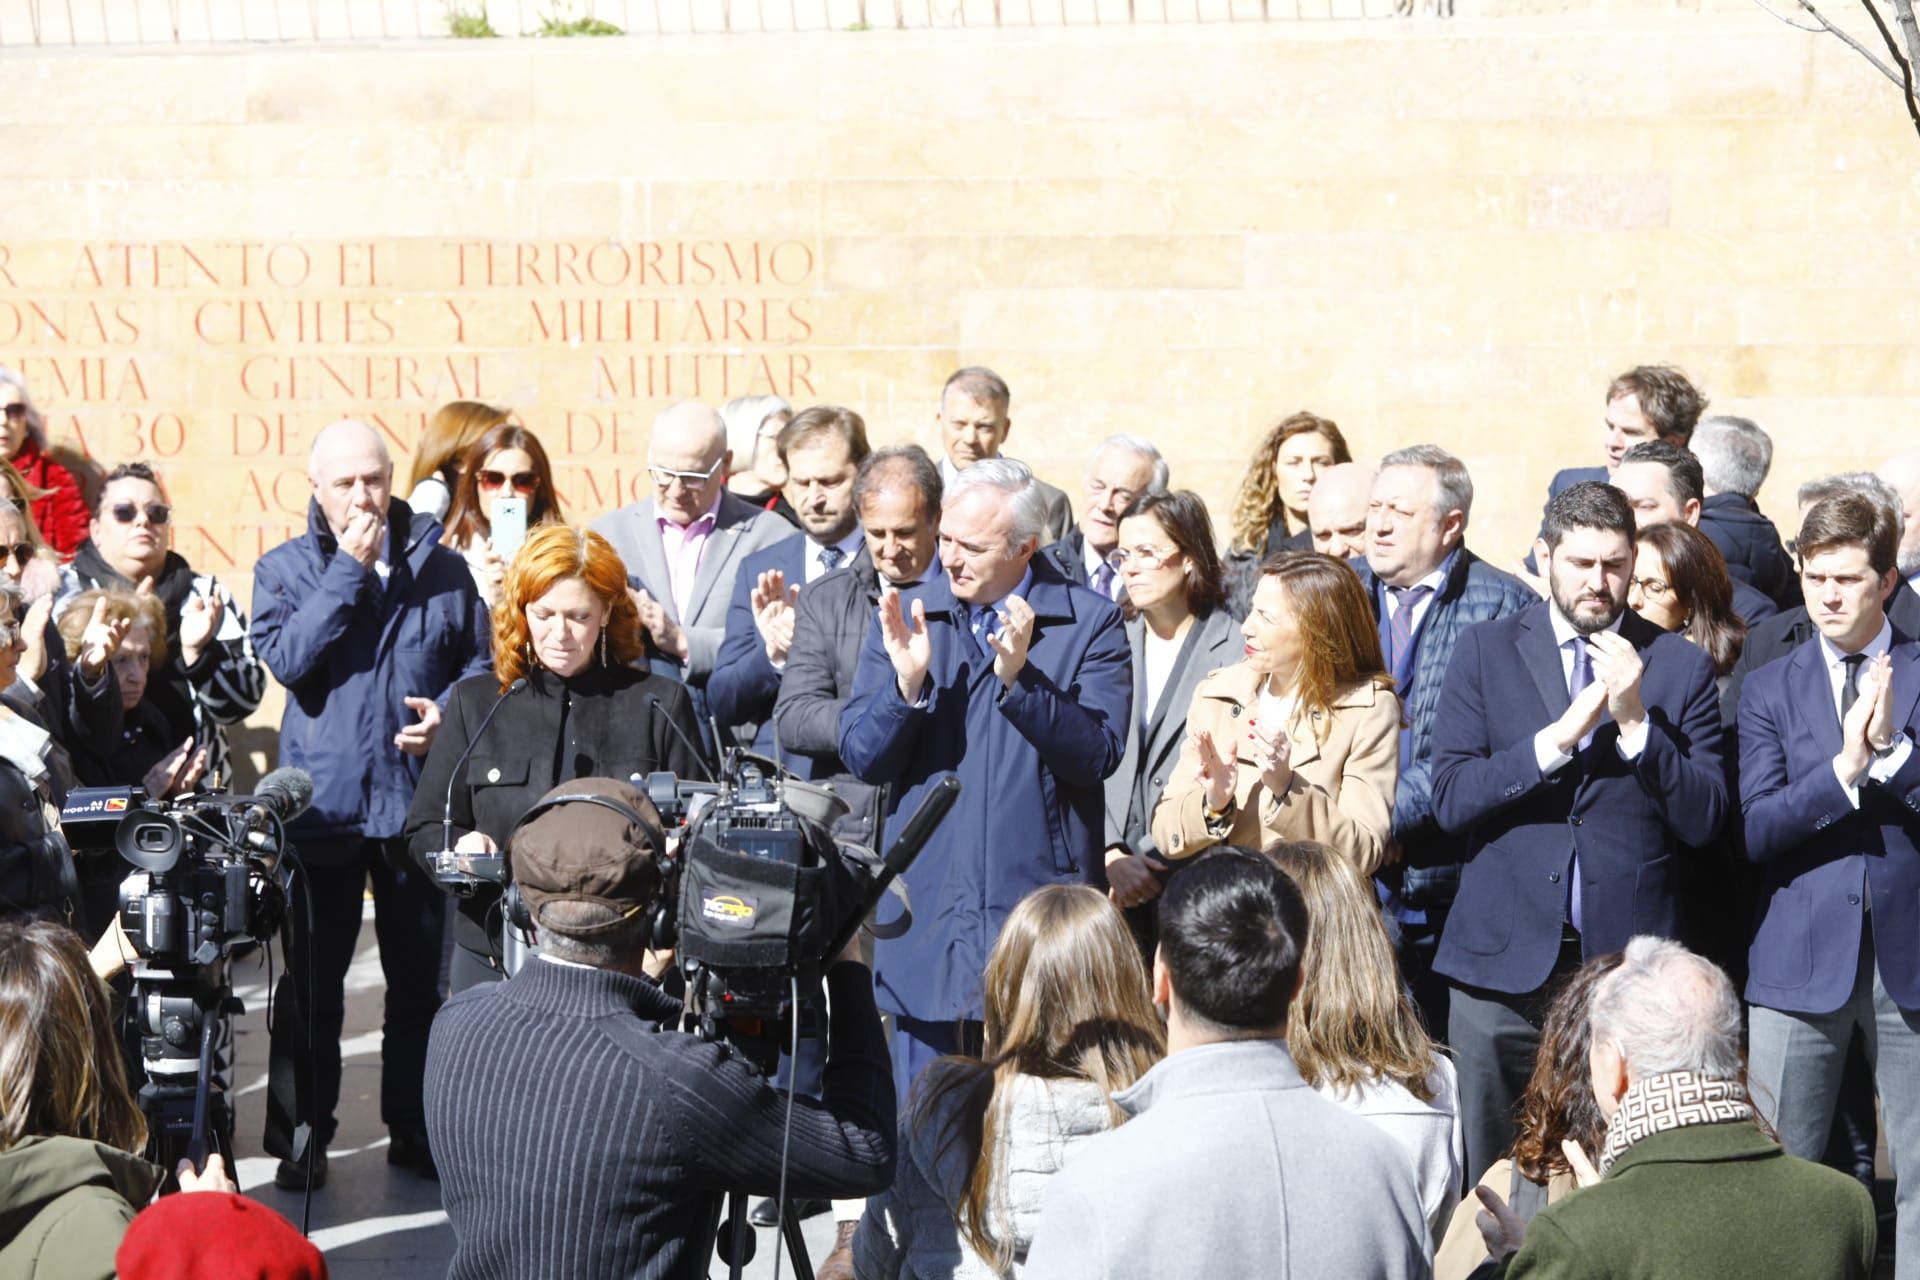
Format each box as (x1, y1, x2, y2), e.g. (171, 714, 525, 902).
(599, 629, 609, 667)
(525, 641, 534, 669)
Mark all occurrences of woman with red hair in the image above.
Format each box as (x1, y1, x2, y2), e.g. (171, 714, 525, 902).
(405, 524, 706, 991)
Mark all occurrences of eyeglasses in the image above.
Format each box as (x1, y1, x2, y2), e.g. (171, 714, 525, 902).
(1106, 545, 1178, 571)
(648, 458, 724, 491)
(1, 544, 33, 568)
(1630, 577, 1672, 601)
(478, 469, 539, 495)
(1, 404, 26, 422)
(109, 501, 170, 527)
(0, 621, 17, 645)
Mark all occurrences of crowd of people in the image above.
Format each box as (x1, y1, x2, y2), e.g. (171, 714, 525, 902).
(0, 354, 1914, 1279)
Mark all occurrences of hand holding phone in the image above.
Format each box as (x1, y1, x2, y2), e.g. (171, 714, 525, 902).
(490, 497, 528, 563)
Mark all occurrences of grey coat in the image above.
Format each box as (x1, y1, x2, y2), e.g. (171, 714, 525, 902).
(1103, 607, 1242, 857)
(1025, 1040, 1431, 1280)
(588, 492, 791, 680)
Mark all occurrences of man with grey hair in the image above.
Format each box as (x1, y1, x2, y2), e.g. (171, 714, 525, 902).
(1471, 937, 1875, 1279)
(934, 366, 1073, 545)
(841, 456, 1131, 1101)
(1040, 434, 1168, 600)
(1350, 444, 1535, 1037)
(1692, 415, 1798, 610)
(251, 418, 491, 1189)
(1881, 447, 1920, 593)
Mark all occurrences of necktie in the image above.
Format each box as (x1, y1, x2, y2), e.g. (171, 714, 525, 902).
(1091, 560, 1118, 601)
(971, 605, 998, 658)
(1386, 585, 1432, 690)
(817, 544, 845, 574)
(1566, 636, 1594, 933)
(1840, 653, 1866, 721)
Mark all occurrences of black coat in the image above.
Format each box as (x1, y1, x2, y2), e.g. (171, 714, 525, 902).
(1700, 493, 1801, 611)
(405, 662, 706, 961)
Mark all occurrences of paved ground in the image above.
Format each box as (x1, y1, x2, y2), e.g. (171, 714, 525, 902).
(223, 901, 841, 1279)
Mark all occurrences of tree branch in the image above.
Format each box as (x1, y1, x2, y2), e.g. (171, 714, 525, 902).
(1788, 0, 1905, 83)
(1857, 0, 1920, 138)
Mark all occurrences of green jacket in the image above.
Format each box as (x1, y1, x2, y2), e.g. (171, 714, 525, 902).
(1493, 1121, 1875, 1280)
(0, 1135, 164, 1280)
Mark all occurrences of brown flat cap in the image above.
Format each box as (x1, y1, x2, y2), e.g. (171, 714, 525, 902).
(508, 777, 666, 934)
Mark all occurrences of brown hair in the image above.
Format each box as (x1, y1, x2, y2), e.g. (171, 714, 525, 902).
(1606, 366, 1707, 445)
(1797, 492, 1898, 579)
(1264, 841, 1439, 1100)
(919, 886, 1164, 1272)
(441, 424, 566, 550)
(1254, 552, 1390, 743)
(774, 404, 872, 468)
(57, 589, 169, 671)
(1637, 524, 1746, 677)
(0, 920, 146, 1153)
(408, 400, 511, 495)
(491, 526, 645, 692)
(1229, 412, 1351, 552)
(1509, 952, 1622, 1184)
(1118, 490, 1229, 620)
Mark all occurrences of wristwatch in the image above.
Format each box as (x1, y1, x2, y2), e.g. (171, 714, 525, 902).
(1202, 796, 1235, 837)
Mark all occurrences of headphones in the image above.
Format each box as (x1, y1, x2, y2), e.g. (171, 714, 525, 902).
(506, 789, 677, 951)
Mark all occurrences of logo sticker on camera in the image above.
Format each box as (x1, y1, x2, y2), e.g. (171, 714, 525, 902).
(701, 892, 759, 929)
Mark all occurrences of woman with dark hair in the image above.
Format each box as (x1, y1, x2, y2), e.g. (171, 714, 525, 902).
(1154, 551, 1399, 876)
(405, 400, 512, 524)
(1100, 490, 1239, 948)
(1630, 522, 1746, 679)
(406, 524, 704, 990)
(1223, 413, 1351, 614)
(854, 885, 1163, 1278)
(1432, 952, 1623, 1280)
(0, 920, 233, 1278)
(441, 423, 567, 609)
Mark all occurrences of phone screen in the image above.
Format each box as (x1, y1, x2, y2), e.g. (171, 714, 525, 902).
(490, 497, 528, 562)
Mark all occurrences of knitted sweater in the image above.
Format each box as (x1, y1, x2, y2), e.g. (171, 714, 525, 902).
(425, 958, 895, 1280)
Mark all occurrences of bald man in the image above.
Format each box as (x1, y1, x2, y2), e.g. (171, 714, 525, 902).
(590, 401, 791, 751)
(1306, 462, 1376, 560)
(250, 418, 492, 1191)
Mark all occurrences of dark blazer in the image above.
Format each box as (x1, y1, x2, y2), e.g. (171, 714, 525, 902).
(1038, 528, 1093, 589)
(1481, 1121, 1874, 1280)
(1737, 634, 1920, 1014)
(1723, 582, 1920, 727)
(1701, 492, 1800, 611)
(1731, 576, 1779, 627)
(838, 560, 1130, 1022)
(1521, 465, 1609, 574)
(1103, 607, 1241, 858)
(1430, 604, 1727, 994)
(1352, 547, 1537, 905)
(707, 533, 813, 767)
(404, 663, 705, 961)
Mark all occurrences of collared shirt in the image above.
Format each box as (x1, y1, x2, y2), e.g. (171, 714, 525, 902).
(538, 951, 597, 971)
(1818, 619, 1913, 806)
(805, 528, 866, 585)
(1396, 551, 1454, 638)
(1532, 605, 1649, 775)
(967, 566, 1035, 642)
(657, 493, 723, 620)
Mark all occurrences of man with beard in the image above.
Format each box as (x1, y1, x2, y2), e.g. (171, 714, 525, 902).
(708, 406, 870, 765)
(1429, 481, 1727, 1180)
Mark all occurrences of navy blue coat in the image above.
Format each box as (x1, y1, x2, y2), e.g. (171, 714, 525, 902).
(838, 561, 1130, 1021)
(1430, 603, 1727, 994)
(1701, 492, 1800, 611)
(250, 498, 492, 848)
(1738, 635, 1920, 1015)
(707, 533, 815, 773)
(1352, 548, 1538, 906)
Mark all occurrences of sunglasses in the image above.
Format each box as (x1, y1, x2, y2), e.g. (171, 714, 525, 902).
(109, 501, 171, 527)
(1, 405, 26, 421)
(1, 543, 33, 567)
(478, 469, 539, 495)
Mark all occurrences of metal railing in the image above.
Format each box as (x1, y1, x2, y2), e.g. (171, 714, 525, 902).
(0, 0, 1443, 47)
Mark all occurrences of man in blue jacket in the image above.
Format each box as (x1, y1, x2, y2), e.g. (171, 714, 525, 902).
(1739, 492, 1920, 1278)
(1432, 481, 1726, 1181)
(250, 419, 491, 1190)
(840, 458, 1130, 1100)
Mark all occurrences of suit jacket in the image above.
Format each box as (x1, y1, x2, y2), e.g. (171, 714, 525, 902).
(1430, 604, 1727, 994)
(1034, 477, 1074, 547)
(1731, 576, 1779, 627)
(1701, 492, 1801, 611)
(1038, 527, 1094, 589)
(1722, 581, 1920, 728)
(1737, 634, 1920, 1014)
(1522, 465, 1609, 574)
(838, 560, 1129, 1021)
(1104, 608, 1241, 858)
(707, 532, 815, 766)
(1153, 663, 1401, 877)
(587, 492, 791, 682)
(1486, 1122, 1874, 1280)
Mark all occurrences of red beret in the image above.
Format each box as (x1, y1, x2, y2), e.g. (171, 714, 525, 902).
(117, 1192, 327, 1280)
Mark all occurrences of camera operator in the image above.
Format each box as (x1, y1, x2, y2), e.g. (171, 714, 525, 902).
(424, 777, 897, 1280)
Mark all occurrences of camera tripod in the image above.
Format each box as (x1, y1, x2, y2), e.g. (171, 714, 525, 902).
(718, 1191, 816, 1280)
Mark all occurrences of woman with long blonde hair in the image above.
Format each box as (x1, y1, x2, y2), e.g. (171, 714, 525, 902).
(854, 886, 1165, 1278)
(404, 525, 706, 990)
(1266, 840, 1462, 1249)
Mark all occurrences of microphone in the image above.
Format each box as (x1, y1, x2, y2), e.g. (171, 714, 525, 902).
(248, 767, 314, 825)
(644, 693, 716, 783)
(438, 678, 530, 884)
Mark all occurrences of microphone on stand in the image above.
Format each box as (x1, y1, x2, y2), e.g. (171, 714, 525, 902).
(434, 677, 529, 891)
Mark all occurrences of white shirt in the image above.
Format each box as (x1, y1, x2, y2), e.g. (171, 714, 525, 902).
(1532, 607, 1648, 775)
(1819, 619, 1913, 806)
(804, 528, 866, 585)
(1388, 558, 1450, 638)
(1142, 620, 1190, 727)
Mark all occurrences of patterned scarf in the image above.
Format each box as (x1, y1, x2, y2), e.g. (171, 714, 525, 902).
(1600, 1070, 1755, 1172)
